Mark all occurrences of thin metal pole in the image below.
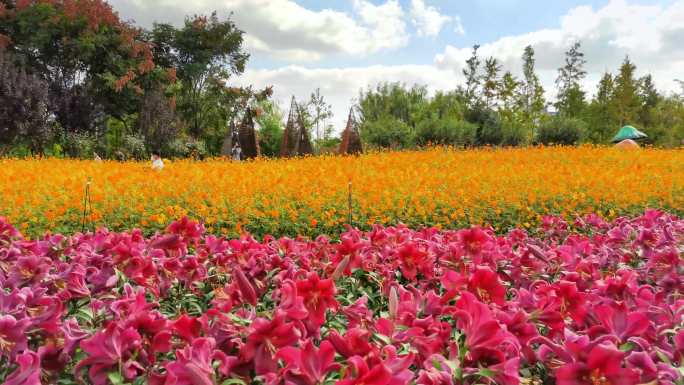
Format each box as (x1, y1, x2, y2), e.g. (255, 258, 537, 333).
(348, 181, 353, 226)
(81, 180, 91, 233)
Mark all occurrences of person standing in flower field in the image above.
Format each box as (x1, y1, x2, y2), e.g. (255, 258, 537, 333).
(151, 153, 164, 170)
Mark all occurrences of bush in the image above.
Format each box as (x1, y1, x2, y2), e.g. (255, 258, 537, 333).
(361, 116, 414, 149)
(121, 134, 148, 160)
(466, 107, 504, 146)
(416, 117, 476, 147)
(536, 117, 586, 145)
(501, 121, 528, 147)
(167, 136, 208, 159)
(62, 132, 98, 158)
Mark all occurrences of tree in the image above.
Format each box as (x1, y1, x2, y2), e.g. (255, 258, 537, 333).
(638, 74, 659, 127)
(1, 0, 158, 132)
(555, 41, 587, 117)
(463, 45, 481, 108)
(518, 45, 546, 129)
(150, 12, 249, 138)
(0, 50, 53, 153)
(498, 71, 520, 123)
(611, 56, 641, 126)
(255, 100, 284, 157)
(138, 87, 179, 154)
(585, 72, 615, 143)
(481, 57, 501, 109)
(307, 88, 333, 145)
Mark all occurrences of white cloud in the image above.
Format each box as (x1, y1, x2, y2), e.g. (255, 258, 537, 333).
(409, 0, 451, 37)
(435, 0, 684, 97)
(235, 65, 459, 131)
(110, 0, 684, 133)
(110, 0, 410, 62)
(453, 15, 465, 36)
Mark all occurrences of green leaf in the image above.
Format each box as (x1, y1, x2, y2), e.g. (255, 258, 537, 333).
(373, 333, 391, 345)
(222, 378, 247, 385)
(619, 342, 635, 352)
(477, 368, 496, 378)
(108, 371, 125, 385)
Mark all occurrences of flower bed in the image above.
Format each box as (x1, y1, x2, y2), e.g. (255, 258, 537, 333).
(0, 211, 683, 384)
(2, 146, 684, 238)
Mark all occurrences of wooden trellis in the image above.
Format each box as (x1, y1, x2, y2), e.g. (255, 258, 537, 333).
(281, 96, 313, 157)
(239, 107, 260, 159)
(339, 107, 363, 155)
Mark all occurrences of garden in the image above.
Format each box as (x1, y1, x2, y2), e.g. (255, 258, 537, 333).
(2, 146, 684, 384)
(3, 0, 684, 384)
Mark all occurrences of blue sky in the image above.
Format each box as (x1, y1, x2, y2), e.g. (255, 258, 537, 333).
(112, 0, 684, 131)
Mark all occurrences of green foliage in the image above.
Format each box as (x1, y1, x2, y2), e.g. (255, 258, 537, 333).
(167, 136, 208, 159)
(416, 117, 477, 147)
(256, 100, 284, 157)
(362, 117, 414, 149)
(150, 12, 249, 138)
(536, 117, 586, 145)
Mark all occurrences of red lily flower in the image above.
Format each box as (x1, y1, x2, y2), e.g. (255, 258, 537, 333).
(276, 339, 340, 385)
(167, 217, 204, 241)
(589, 302, 651, 343)
(336, 356, 392, 385)
(457, 227, 492, 260)
(467, 266, 506, 305)
(296, 272, 338, 329)
(164, 338, 235, 385)
(278, 279, 309, 320)
(75, 323, 144, 385)
(0, 315, 29, 359)
(172, 314, 203, 341)
(396, 242, 430, 281)
(242, 314, 300, 374)
(555, 343, 639, 385)
(3, 350, 41, 385)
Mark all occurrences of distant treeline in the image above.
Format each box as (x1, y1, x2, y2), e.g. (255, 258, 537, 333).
(1, 1, 683, 159)
(357, 44, 684, 149)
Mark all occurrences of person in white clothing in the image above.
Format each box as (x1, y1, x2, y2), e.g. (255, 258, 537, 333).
(151, 153, 164, 170)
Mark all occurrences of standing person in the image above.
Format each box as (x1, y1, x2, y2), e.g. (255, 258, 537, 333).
(151, 153, 164, 170)
(93, 152, 102, 162)
(231, 142, 242, 161)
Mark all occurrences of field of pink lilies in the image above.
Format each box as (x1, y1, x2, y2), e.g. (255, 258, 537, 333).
(1, 210, 683, 385)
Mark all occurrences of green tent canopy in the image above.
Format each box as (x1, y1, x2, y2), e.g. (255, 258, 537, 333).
(611, 125, 648, 143)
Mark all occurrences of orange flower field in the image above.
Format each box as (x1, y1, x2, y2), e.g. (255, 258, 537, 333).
(2, 146, 683, 237)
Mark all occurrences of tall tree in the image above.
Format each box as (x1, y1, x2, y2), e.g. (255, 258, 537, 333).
(306, 88, 333, 145)
(481, 56, 501, 109)
(611, 56, 641, 126)
(518, 45, 546, 127)
(0, 0, 158, 132)
(555, 41, 587, 117)
(498, 71, 520, 123)
(463, 45, 481, 109)
(150, 12, 249, 138)
(638, 74, 659, 127)
(586, 72, 615, 142)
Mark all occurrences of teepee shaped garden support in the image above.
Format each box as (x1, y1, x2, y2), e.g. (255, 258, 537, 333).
(280, 96, 299, 157)
(339, 107, 363, 155)
(280, 96, 314, 157)
(239, 107, 260, 159)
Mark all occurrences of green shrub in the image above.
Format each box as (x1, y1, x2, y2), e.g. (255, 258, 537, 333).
(467, 107, 504, 146)
(536, 117, 586, 145)
(416, 117, 476, 147)
(361, 116, 415, 149)
(167, 137, 209, 159)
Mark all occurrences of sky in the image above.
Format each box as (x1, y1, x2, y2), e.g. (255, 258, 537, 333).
(110, 0, 684, 130)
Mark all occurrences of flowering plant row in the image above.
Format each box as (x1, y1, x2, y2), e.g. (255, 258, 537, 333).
(2, 146, 684, 238)
(1, 210, 683, 384)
